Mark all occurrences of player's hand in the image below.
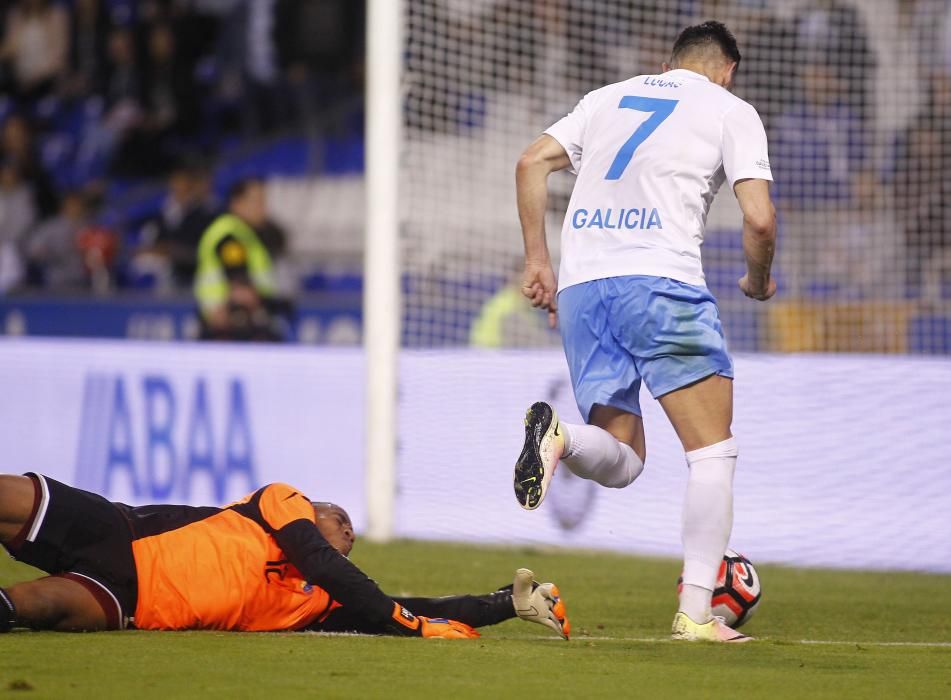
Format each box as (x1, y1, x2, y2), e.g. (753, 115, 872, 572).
(512, 568, 570, 640)
(389, 603, 478, 638)
(521, 260, 558, 328)
(229, 282, 262, 309)
(419, 617, 480, 639)
(738, 274, 776, 301)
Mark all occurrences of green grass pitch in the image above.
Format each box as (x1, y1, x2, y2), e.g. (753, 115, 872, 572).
(2, 540, 949, 699)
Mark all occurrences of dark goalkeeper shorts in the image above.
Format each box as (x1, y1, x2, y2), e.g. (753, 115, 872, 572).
(2, 473, 137, 629)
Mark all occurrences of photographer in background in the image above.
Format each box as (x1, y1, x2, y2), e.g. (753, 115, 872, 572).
(194, 177, 290, 341)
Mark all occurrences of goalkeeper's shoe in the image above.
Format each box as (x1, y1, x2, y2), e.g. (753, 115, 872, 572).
(511, 568, 570, 640)
(670, 612, 753, 643)
(514, 401, 564, 510)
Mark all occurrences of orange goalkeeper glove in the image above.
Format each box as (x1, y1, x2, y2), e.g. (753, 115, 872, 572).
(419, 617, 480, 639)
(389, 602, 479, 639)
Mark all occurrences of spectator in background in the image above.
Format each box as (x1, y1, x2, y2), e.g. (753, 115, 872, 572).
(773, 58, 876, 298)
(75, 218, 120, 294)
(100, 26, 146, 176)
(63, 0, 112, 100)
(275, 0, 364, 132)
(0, 113, 57, 217)
(774, 62, 869, 206)
(236, 0, 286, 134)
(0, 0, 69, 106)
(194, 177, 289, 341)
(776, 0, 909, 301)
(111, 22, 201, 177)
(793, 0, 875, 128)
(904, 0, 951, 78)
(0, 160, 37, 293)
(894, 71, 951, 299)
(142, 23, 199, 139)
(75, 25, 144, 181)
(24, 189, 90, 290)
(141, 0, 219, 68)
(860, 0, 932, 150)
(133, 159, 216, 290)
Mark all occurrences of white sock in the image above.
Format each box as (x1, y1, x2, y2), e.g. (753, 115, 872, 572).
(678, 436, 738, 623)
(679, 584, 712, 624)
(559, 422, 644, 488)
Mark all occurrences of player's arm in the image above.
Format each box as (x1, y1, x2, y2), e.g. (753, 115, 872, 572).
(306, 569, 569, 640)
(306, 592, 512, 635)
(734, 178, 777, 301)
(275, 521, 475, 638)
(250, 486, 476, 638)
(722, 101, 777, 301)
(515, 134, 572, 327)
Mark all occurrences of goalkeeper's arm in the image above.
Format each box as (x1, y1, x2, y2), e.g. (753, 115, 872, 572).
(273, 520, 477, 638)
(311, 591, 516, 634)
(305, 569, 569, 640)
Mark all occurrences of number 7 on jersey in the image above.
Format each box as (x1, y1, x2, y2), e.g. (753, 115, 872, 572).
(605, 97, 679, 181)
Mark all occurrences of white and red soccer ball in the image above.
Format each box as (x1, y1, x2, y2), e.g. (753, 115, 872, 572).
(677, 549, 762, 628)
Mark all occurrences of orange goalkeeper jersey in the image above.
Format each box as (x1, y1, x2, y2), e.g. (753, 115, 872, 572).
(131, 483, 335, 631)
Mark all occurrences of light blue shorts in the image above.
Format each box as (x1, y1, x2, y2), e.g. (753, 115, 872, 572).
(558, 275, 734, 421)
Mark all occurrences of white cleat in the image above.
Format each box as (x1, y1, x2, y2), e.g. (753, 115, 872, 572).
(513, 402, 564, 510)
(671, 611, 753, 643)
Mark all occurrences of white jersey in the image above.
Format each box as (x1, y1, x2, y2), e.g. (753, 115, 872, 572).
(545, 68, 773, 291)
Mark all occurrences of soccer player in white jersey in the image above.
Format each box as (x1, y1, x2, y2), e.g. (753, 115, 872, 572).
(512, 21, 776, 643)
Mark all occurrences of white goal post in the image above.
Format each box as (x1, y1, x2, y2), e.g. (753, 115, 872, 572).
(363, 0, 403, 542)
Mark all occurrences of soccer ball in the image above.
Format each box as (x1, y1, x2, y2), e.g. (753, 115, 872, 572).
(677, 549, 762, 628)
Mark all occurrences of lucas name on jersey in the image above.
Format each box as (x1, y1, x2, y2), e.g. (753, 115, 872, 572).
(570, 207, 663, 231)
(642, 76, 682, 89)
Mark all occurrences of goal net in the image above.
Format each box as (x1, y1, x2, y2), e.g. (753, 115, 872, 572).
(401, 0, 951, 353)
(385, 0, 951, 570)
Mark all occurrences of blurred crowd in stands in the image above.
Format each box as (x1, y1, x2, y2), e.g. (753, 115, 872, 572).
(2, 0, 951, 316)
(0, 0, 364, 299)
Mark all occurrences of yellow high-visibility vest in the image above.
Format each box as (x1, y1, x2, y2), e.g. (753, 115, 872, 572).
(194, 214, 275, 317)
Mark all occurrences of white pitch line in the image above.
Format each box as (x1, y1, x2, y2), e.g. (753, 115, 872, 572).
(290, 632, 951, 648)
(572, 636, 951, 648)
(797, 640, 951, 648)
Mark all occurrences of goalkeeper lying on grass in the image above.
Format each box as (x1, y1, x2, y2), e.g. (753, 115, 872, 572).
(0, 474, 568, 639)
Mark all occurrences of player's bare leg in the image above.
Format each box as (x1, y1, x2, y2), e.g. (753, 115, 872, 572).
(559, 404, 646, 485)
(657, 374, 733, 452)
(588, 405, 646, 461)
(1, 475, 111, 632)
(658, 374, 749, 642)
(3, 577, 109, 631)
(0, 475, 37, 542)
(514, 403, 645, 509)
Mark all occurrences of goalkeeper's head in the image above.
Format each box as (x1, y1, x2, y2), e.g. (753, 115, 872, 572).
(311, 502, 356, 557)
(665, 20, 741, 90)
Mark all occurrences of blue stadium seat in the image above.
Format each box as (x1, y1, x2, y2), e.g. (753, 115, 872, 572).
(322, 137, 364, 174)
(300, 269, 364, 294)
(908, 314, 951, 354)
